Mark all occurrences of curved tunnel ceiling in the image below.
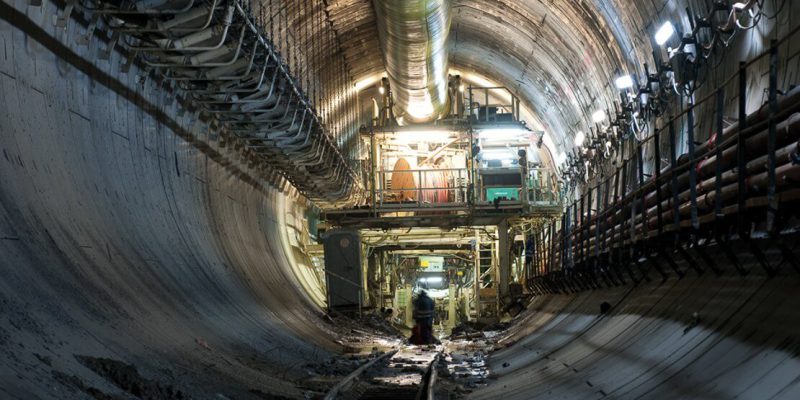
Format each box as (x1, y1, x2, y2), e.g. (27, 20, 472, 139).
(327, 0, 649, 161)
(2, 0, 798, 398)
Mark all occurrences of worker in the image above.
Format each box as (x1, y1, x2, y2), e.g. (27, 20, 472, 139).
(412, 290, 435, 344)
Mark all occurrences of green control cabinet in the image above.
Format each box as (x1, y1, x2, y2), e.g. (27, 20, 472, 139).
(485, 187, 519, 201)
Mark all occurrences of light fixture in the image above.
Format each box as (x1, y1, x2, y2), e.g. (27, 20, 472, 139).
(407, 100, 435, 120)
(480, 148, 515, 161)
(592, 110, 606, 123)
(556, 152, 567, 165)
(390, 130, 453, 144)
(378, 86, 385, 95)
(655, 21, 675, 45)
(574, 131, 586, 147)
(615, 75, 634, 89)
(458, 84, 465, 93)
(419, 276, 443, 284)
(478, 128, 526, 141)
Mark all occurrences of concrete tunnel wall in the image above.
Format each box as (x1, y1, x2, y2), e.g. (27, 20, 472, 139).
(2, 0, 800, 399)
(0, 1, 338, 398)
(471, 251, 800, 399)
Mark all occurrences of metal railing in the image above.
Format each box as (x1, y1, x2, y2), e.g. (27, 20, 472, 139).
(466, 86, 522, 123)
(526, 168, 560, 205)
(527, 27, 800, 294)
(378, 168, 470, 208)
(370, 166, 560, 210)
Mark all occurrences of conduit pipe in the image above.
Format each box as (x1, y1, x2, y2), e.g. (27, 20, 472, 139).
(565, 102, 799, 259)
(87, 0, 362, 205)
(600, 114, 800, 236)
(649, 86, 800, 202)
(373, 0, 451, 123)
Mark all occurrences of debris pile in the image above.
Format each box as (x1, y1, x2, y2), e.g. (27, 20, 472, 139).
(358, 311, 405, 338)
(74, 355, 187, 400)
(446, 349, 490, 389)
(303, 354, 369, 376)
(299, 352, 379, 395)
(450, 321, 483, 339)
(328, 310, 405, 344)
(450, 320, 510, 340)
(433, 319, 515, 397)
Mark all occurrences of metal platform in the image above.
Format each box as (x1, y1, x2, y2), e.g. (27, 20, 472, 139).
(323, 201, 562, 229)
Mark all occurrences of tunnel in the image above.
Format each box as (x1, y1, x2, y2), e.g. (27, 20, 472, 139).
(1, 0, 799, 399)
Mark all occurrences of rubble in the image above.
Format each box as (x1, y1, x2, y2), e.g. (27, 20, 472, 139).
(74, 355, 188, 400)
(326, 310, 406, 347)
(450, 320, 510, 340)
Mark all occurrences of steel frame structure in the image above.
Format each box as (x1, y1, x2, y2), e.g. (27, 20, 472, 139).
(68, 0, 363, 205)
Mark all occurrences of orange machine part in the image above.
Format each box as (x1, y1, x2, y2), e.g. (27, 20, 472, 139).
(390, 158, 417, 201)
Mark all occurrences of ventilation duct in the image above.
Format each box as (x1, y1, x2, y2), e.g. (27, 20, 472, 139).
(373, 0, 451, 123)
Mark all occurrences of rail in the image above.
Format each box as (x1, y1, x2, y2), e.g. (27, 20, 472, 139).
(418, 353, 440, 400)
(323, 348, 440, 400)
(323, 350, 397, 400)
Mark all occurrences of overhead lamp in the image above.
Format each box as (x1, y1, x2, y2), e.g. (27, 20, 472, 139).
(390, 130, 453, 144)
(419, 276, 443, 284)
(592, 110, 606, 123)
(407, 100, 435, 120)
(615, 75, 634, 89)
(655, 21, 675, 46)
(480, 148, 515, 161)
(574, 131, 586, 147)
(378, 86, 385, 95)
(459, 84, 466, 93)
(478, 128, 526, 141)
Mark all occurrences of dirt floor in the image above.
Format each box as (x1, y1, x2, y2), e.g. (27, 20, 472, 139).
(293, 312, 507, 399)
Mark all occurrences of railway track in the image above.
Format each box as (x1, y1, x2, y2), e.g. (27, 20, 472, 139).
(324, 346, 441, 400)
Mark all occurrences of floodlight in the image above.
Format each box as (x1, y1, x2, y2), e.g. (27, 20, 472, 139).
(615, 75, 634, 89)
(574, 131, 586, 147)
(592, 110, 606, 123)
(392, 130, 453, 144)
(478, 128, 526, 141)
(655, 21, 675, 45)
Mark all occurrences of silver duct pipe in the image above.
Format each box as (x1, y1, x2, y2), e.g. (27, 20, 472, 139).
(373, 0, 451, 123)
